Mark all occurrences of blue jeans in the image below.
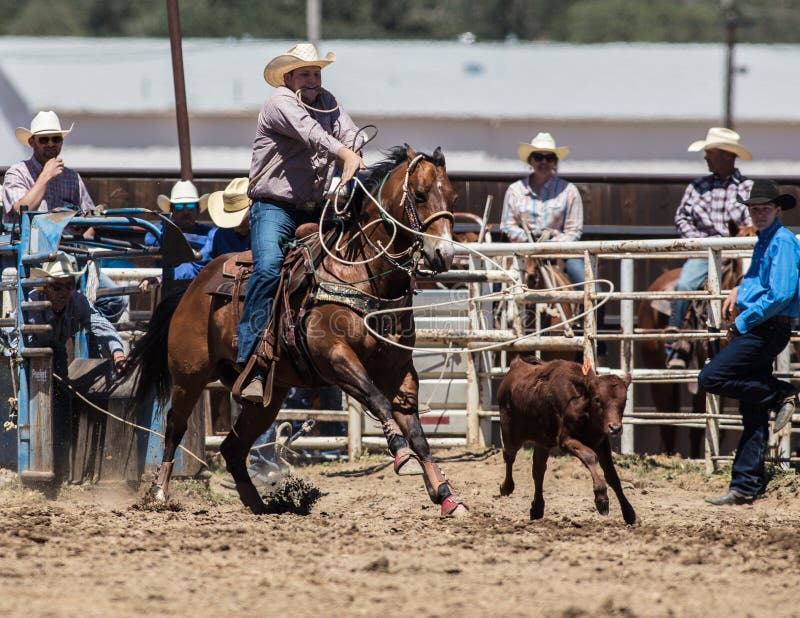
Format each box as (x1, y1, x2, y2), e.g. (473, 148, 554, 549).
(94, 271, 128, 323)
(698, 319, 792, 497)
(236, 202, 314, 364)
(668, 258, 708, 330)
(564, 257, 585, 288)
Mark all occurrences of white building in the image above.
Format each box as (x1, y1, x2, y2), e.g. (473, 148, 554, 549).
(0, 37, 798, 175)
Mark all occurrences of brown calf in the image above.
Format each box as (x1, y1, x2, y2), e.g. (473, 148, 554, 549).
(497, 356, 637, 524)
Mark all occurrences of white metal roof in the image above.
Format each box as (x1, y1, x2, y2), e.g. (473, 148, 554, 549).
(0, 37, 798, 122)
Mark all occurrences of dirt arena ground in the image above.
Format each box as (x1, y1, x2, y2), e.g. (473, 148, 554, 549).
(0, 450, 799, 618)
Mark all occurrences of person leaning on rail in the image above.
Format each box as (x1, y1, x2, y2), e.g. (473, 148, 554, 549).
(2, 111, 128, 322)
(236, 42, 365, 403)
(25, 251, 127, 479)
(698, 180, 800, 506)
(665, 127, 754, 369)
(138, 180, 214, 292)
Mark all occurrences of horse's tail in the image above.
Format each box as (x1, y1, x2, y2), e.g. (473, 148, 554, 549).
(125, 280, 192, 411)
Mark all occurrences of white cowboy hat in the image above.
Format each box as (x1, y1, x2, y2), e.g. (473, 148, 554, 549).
(517, 132, 570, 164)
(29, 251, 86, 282)
(156, 180, 209, 213)
(15, 110, 74, 147)
(263, 43, 336, 88)
(208, 177, 252, 228)
(687, 127, 752, 160)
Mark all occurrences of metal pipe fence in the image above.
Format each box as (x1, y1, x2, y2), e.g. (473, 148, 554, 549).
(14, 234, 794, 470)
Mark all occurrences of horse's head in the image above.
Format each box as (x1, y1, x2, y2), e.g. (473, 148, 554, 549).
(371, 145, 455, 273)
(402, 145, 457, 273)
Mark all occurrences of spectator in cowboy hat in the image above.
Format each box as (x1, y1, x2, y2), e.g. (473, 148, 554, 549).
(699, 179, 800, 505)
(25, 251, 125, 478)
(666, 127, 753, 369)
(203, 177, 251, 259)
(25, 250, 126, 479)
(2, 111, 94, 223)
(2, 110, 129, 323)
(500, 132, 584, 285)
(139, 180, 213, 291)
(236, 42, 365, 402)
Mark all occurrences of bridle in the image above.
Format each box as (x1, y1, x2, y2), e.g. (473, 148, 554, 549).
(401, 154, 455, 234)
(372, 154, 454, 274)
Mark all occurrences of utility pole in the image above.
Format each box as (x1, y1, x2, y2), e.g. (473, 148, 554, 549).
(307, 0, 321, 49)
(722, 1, 751, 130)
(166, 0, 192, 180)
(723, 1, 738, 129)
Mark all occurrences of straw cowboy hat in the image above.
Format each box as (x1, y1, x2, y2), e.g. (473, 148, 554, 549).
(156, 180, 209, 213)
(738, 179, 796, 211)
(263, 43, 336, 88)
(15, 111, 74, 147)
(687, 127, 752, 160)
(30, 251, 86, 282)
(517, 132, 570, 164)
(208, 177, 251, 228)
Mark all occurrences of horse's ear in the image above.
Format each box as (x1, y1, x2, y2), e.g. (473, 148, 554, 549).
(404, 143, 417, 160)
(728, 219, 740, 238)
(432, 146, 445, 166)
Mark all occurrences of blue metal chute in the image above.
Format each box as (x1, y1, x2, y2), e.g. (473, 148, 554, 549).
(7, 207, 200, 483)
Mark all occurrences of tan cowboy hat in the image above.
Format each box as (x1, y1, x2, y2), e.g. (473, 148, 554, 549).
(208, 177, 252, 228)
(156, 180, 209, 213)
(517, 132, 570, 164)
(263, 43, 336, 88)
(687, 127, 752, 160)
(15, 110, 74, 147)
(29, 251, 86, 282)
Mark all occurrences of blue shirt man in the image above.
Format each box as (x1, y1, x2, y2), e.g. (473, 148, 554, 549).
(699, 179, 800, 505)
(139, 180, 214, 291)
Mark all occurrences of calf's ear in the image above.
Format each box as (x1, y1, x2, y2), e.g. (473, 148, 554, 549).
(623, 373, 632, 388)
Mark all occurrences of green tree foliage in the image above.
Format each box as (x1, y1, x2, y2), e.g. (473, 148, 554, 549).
(0, 0, 799, 43)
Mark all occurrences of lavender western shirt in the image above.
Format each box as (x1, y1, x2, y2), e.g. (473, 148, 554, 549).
(2, 156, 94, 222)
(248, 86, 360, 205)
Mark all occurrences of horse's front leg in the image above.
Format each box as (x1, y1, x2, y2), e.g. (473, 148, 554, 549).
(326, 344, 412, 461)
(389, 366, 469, 517)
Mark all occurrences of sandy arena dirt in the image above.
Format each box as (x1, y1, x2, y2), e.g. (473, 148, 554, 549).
(0, 450, 799, 618)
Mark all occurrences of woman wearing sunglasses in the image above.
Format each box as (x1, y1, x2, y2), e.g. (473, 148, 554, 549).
(500, 132, 584, 286)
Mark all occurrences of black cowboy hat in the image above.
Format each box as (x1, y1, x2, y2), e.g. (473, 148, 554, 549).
(738, 179, 797, 210)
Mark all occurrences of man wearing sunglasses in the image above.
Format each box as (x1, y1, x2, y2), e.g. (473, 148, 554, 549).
(139, 180, 214, 291)
(2, 111, 94, 225)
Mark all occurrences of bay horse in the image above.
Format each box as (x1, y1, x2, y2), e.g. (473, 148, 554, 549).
(636, 224, 754, 456)
(127, 145, 468, 516)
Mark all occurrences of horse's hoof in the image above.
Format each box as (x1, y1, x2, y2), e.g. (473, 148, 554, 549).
(149, 485, 167, 503)
(499, 482, 514, 496)
(394, 451, 423, 476)
(441, 495, 469, 517)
